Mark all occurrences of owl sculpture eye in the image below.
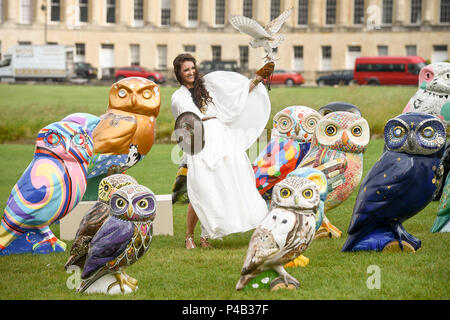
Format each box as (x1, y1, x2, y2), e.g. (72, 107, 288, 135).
(280, 188, 291, 198)
(274, 114, 294, 134)
(118, 89, 127, 98)
(424, 71, 434, 81)
(393, 126, 406, 138)
(303, 115, 320, 133)
(71, 133, 88, 148)
(142, 90, 152, 99)
(302, 189, 313, 199)
(351, 126, 362, 137)
(44, 131, 63, 148)
(325, 124, 337, 136)
(421, 126, 435, 139)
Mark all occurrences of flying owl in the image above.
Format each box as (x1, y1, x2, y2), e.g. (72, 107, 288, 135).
(0, 113, 99, 254)
(92, 77, 161, 160)
(64, 174, 138, 270)
(229, 7, 294, 62)
(78, 184, 157, 294)
(342, 112, 446, 252)
(236, 175, 319, 291)
(254, 106, 322, 200)
(299, 111, 370, 239)
(402, 62, 450, 125)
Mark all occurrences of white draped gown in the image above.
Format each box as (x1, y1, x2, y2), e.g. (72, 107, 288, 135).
(171, 71, 270, 239)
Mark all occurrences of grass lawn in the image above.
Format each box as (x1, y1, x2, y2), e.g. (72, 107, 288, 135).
(0, 140, 448, 300)
(0, 83, 417, 143)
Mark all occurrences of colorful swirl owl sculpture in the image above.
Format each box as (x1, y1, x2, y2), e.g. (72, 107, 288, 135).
(253, 106, 322, 200)
(342, 112, 445, 252)
(0, 113, 99, 255)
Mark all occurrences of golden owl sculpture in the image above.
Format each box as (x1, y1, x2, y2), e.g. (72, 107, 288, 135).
(93, 77, 161, 157)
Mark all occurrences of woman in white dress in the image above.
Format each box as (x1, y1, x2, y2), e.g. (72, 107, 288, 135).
(171, 53, 273, 249)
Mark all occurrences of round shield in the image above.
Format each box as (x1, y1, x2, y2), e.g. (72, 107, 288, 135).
(174, 111, 205, 155)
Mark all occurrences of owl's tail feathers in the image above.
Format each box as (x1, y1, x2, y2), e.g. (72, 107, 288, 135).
(0, 223, 19, 250)
(64, 254, 86, 271)
(236, 274, 257, 291)
(431, 212, 450, 233)
(78, 266, 109, 293)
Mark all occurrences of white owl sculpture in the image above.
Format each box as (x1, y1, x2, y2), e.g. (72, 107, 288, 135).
(229, 7, 294, 62)
(236, 175, 318, 291)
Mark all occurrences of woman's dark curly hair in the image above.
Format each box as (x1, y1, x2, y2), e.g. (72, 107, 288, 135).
(173, 53, 213, 106)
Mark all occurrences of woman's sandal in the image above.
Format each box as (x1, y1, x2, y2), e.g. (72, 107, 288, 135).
(185, 235, 196, 250)
(199, 237, 213, 249)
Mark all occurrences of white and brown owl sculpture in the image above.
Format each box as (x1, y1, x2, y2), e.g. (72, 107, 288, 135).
(236, 176, 319, 291)
(92, 77, 161, 157)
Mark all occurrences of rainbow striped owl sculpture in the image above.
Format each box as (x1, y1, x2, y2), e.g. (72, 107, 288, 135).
(0, 113, 99, 254)
(299, 111, 370, 239)
(253, 106, 322, 200)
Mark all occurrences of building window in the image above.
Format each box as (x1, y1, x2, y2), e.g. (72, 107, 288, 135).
(188, 0, 198, 27)
(406, 45, 417, 56)
(378, 45, 388, 56)
(326, 0, 337, 25)
(157, 45, 167, 69)
(293, 46, 304, 71)
(382, 0, 393, 24)
(161, 0, 171, 26)
(297, 0, 308, 25)
(50, 0, 61, 22)
(130, 44, 140, 66)
(441, 0, 450, 23)
(321, 46, 332, 71)
(79, 0, 88, 23)
(410, 0, 422, 24)
(75, 43, 86, 62)
(243, 0, 253, 18)
(239, 46, 249, 70)
(353, 0, 365, 25)
(432, 45, 448, 63)
(106, 0, 116, 23)
(215, 0, 225, 25)
(212, 46, 221, 61)
(20, 0, 33, 24)
(271, 0, 281, 21)
(184, 45, 196, 54)
(134, 0, 144, 24)
(100, 44, 115, 79)
(347, 46, 361, 69)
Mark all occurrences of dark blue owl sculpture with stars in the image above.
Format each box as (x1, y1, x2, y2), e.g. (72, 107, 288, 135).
(342, 112, 446, 252)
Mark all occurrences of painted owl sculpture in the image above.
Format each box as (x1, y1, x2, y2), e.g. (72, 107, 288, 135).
(65, 174, 138, 270)
(236, 175, 320, 291)
(78, 184, 157, 294)
(342, 113, 446, 252)
(0, 113, 99, 255)
(253, 106, 322, 200)
(299, 111, 370, 239)
(402, 62, 450, 125)
(434, 172, 450, 232)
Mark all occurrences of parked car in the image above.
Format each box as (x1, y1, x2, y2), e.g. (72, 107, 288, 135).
(353, 56, 426, 85)
(316, 70, 354, 86)
(75, 62, 97, 79)
(114, 66, 166, 83)
(198, 60, 238, 74)
(265, 69, 305, 86)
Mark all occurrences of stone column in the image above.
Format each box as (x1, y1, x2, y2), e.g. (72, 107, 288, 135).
(199, 0, 213, 27)
(338, 0, 350, 27)
(394, 0, 406, 26)
(423, 0, 436, 25)
(309, 0, 321, 28)
(172, 0, 186, 27)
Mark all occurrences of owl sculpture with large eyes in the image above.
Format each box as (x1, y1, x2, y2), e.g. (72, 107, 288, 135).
(299, 111, 370, 239)
(65, 174, 138, 270)
(92, 77, 161, 158)
(402, 62, 450, 125)
(78, 184, 156, 294)
(236, 176, 319, 291)
(253, 106, 322, 199)
(342, 112, 445, 252)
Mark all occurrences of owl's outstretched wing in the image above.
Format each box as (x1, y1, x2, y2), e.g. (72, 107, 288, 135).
(92, 112, 137, 155)
(81, 217, 134, 280)
(229, 15, 272, 39)
(241, 227, 279, 275)
(65, 201, 111, 269)
(253, 137, 306, 196)
(265, 7, 293, 34)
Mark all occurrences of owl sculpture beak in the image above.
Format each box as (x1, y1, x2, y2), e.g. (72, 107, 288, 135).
(294, 195, 299, 205)
(295, 123, 301, 136)
(127, 205, 134, 219)
(131, 93, 137, 106)
(342, 131, 349, 145)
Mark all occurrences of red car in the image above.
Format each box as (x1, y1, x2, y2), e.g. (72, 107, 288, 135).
(114, 66, 166, 83)
(264, 69, 305, 86)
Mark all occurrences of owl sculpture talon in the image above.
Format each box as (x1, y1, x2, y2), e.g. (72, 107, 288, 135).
(270, 274, 299, 291)
(32, 236, 66, 253)
(107, 272, 138, 293)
